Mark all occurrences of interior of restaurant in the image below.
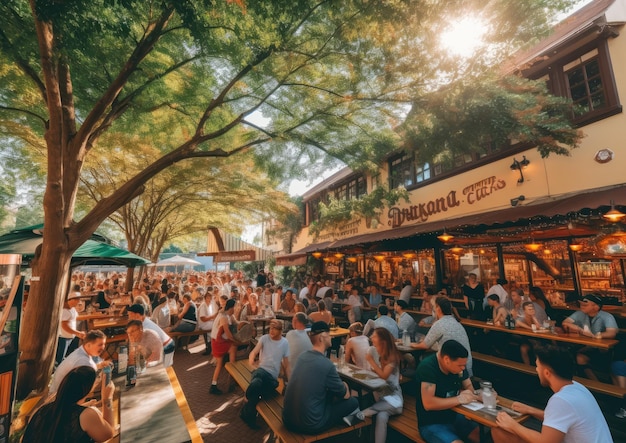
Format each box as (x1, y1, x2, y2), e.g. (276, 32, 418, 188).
(308, 202, 626, 308)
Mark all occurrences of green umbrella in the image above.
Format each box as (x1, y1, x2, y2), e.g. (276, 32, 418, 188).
(0, 226, 150, 268)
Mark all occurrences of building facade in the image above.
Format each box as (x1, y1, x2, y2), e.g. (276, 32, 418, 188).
(279, 0, 626, 304)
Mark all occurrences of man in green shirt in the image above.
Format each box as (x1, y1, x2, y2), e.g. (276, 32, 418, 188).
(416, 339, 480, 443)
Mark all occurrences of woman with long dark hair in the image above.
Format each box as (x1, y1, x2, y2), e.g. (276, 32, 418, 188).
(23, 366, 115, 443)
(357, 327, 403, 443)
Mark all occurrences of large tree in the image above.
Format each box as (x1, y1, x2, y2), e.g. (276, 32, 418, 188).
(0, 0, 579, 396)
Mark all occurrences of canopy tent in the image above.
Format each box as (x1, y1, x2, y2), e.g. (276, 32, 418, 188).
(0, 225, 150, 268)
(154, 255, 201, 267)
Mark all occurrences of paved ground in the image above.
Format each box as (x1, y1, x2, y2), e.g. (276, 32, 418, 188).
(171, 340, 382, 443)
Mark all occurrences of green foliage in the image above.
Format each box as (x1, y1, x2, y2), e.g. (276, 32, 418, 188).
(404, 75, 580, 162)
(310, 185, 409, 237)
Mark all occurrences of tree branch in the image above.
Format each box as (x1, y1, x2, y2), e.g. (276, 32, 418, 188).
(0, 106, 48, 127)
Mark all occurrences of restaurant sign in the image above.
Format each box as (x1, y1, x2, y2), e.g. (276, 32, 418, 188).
(215, 250, 256, 262)
(387, 176, 506, 228)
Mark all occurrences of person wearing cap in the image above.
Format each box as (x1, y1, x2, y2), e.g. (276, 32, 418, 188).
(394, 300, 416, 343)
(493, 344, 612, 443)
(127, 303, 175, 367)
(562, 293, 617, 379)
(283, 321, 361, 433)
(240, 319, 290, 429)
(56, 290, 87, 367)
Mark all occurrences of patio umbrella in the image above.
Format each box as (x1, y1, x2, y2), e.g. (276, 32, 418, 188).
(155, 255, 201, 267)
(0, 225, 150, 268)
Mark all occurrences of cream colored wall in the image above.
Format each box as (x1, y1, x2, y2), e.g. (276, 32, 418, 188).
(292, 31, 626, 251)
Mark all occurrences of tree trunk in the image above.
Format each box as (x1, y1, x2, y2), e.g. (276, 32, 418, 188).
(125, 267, 135, 292)
(16, 247, 72, 399)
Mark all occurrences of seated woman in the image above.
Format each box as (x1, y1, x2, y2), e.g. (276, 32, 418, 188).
(239, 293, 260, 321)
(309, 300, 332, 324)
(23, 366, 116, 443)
(344, 322, 370, 368)
(357, 327, 403, 443)
(169, 294, 197, 332)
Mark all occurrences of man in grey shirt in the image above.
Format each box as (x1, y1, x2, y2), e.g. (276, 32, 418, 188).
(285, 312, 312, 370)
(363, 305, 399, 339)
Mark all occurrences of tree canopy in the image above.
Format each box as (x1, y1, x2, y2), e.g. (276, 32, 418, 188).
(0, 0, 581, 395)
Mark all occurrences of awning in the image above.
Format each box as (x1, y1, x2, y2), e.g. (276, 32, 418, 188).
(0, 226, 150, 268)
(298, 183, 626, 251)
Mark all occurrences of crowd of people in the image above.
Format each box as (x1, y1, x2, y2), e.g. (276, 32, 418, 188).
(22, 267, 625, 442)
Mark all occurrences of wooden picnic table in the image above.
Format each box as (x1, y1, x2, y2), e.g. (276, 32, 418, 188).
(119, 364, 201, 443)
(452, 396, 529, 443)
(460, 318, 619, 349)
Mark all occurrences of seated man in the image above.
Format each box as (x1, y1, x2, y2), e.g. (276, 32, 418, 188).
(561, 294, 617, 379)
(364, 283, 383, 308)
(283, 321, 361, 433)
(151, 294, 171, 329)
(493, 344, 612, 443)
(240, 319, 290, 429)
(285, 312, 312, 371)
(126, 319, 163, 365)
(515, 301, 542, 365)
(394, 300, 416, 342)
(416, 339, 480, 443)
(344, 322, 370, 369)
(363, 304, 399, 339)
(343, 287, 363, 323)
(49, 330, 109, 395)
(127, 304, 175, 367)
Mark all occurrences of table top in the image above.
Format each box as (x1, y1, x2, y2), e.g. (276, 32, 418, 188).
(460, 318, 619, 349)
(120, 365, 200, 443)
(452, 396, 529, 428)
(329, 327, 350, 338)
(336, 363, 387, 390)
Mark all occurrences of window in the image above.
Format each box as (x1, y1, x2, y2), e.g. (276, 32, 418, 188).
(565, 54, 606, 117)
(333, 175, 367, 201)
(389, 154, 414, 188)
(416, 162, 431, 183)
(544, 41, 621, 125)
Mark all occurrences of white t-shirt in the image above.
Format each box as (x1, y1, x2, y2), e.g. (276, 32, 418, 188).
(59, 307, 78, 339)
(50, 346, 95, 394)
(197, 300, 218, 331)
(543, 381, 612, 443)
(298, 287, 309, 301)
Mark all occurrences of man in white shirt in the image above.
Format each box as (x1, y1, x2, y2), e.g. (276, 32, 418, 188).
(151, 294, 171, 329)
(127, 304, 173, 366)
(494, 344, 612, 443)
(343, 287, 363, 323)
(485, 278, 509, 307)
(198, 291, 219, 355)
(49, 330, 108, 395)
(56, 291, 86, 367)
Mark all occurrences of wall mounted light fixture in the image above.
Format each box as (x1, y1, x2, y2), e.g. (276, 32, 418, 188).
(510, 155, 530, 183)
(510, 195, 526, 207)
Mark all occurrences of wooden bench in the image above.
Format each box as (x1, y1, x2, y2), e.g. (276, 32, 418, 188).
(387, 395, 426, 443)
(473, 351, 626, 399)
(226, 360, 371, 443)
(168, 329, 210, 349)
